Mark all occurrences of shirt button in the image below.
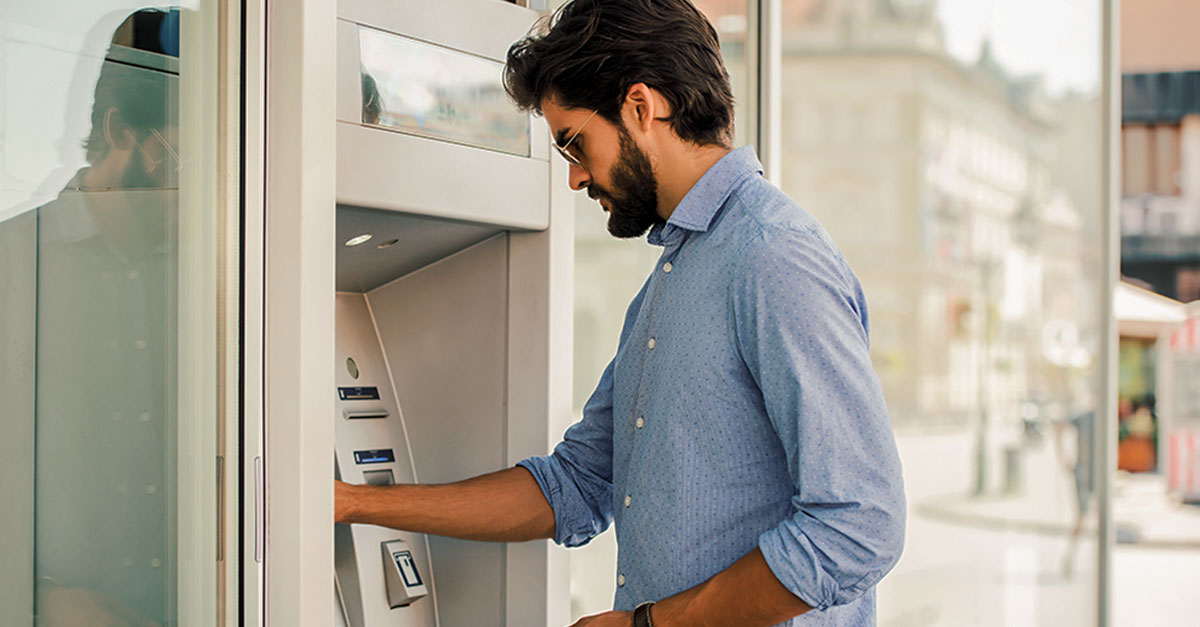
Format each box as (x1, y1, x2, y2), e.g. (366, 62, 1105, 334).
(647, 338, 656, 350)
(663, 262, 673, 273)
(618, 574, 626, 587)
(636, 416, 644, 429)
(624, 495, 632, 507)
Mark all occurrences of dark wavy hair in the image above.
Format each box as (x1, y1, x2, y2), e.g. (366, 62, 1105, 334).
(83, 9, 175, 165)
(504, 0, 734, 147)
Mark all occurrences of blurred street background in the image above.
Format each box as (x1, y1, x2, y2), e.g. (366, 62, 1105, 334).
(565, 1, 1200, 624)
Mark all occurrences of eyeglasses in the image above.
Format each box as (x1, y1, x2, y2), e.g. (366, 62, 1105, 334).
(553, 110, 598, 168)
(133, 128, 182, 174)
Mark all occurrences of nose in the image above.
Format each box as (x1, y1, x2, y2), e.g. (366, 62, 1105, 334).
(568, 163, 591, 191)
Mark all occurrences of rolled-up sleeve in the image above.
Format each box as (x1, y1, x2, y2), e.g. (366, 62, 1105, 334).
(518, 359, 617, 547)
(732, 224, 906, 610)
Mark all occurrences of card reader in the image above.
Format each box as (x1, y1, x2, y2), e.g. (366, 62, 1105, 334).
(381, 539, 429, 608)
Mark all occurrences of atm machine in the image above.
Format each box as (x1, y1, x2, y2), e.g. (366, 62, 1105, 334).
(329, 2, 570, 626)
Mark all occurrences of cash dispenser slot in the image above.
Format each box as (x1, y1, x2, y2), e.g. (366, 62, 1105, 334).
(344, 409, 390, 420)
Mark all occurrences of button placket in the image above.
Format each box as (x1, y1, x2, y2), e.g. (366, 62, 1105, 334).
(631, 244, 684, 434)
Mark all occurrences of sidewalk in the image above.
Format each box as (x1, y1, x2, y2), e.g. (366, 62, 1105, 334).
(879, 429, 1200, 627)
(917, 464, 1200, 550)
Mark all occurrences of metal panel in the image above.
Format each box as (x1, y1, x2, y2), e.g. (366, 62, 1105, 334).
(1098, 1, 1120, 624)
(334, 0, 551, 230)
(336, 19, 362, 130)
(366, 235, 509, 627)
(755, 0, 781, 185)
(0, 211, 35, 624)
(334, 293, 438, 627)
(502, 155, 574, 627)
(337, 121, 549, 230)
(337, 0, 535, 62)
(263, 1, 338, 627)
(335, 206, 501, 293)
(241, 1, 267, 625)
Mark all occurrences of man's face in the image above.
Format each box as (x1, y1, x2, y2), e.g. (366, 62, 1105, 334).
(123, 125, 178, 189)
(542, 99, 662, 238)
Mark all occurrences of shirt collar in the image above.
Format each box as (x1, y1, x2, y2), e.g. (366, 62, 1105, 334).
(647, 146, 762, 246)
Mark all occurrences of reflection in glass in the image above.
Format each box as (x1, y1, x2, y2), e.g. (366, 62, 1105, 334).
(358, 27, 530, 156)
(0, 4, 220, 624)
(34, 11, 179, 625)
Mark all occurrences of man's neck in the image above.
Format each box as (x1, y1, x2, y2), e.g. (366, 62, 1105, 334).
(655, 143, 732, 222)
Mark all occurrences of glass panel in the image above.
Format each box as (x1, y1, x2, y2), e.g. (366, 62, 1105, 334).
(779, 2, 1104, 625)
(701, 1, 754, 149)
(358, 26, 531, 157)
(0, 3, 223, 625)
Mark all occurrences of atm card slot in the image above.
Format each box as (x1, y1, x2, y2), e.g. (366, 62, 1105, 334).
(338, 386, 381, 400)
(343, 409, 390, 420)
(354, 449, 395, 464)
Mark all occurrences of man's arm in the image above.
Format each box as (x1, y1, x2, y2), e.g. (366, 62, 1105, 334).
(335, 466, 555, 543)
(651, 548, 812, 626)
(730, 227, 905, 608)
(571, 548, 811, 627)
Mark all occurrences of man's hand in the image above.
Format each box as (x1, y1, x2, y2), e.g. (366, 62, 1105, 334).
(568, 610, 633, 627)
(330, 467, 556, 542)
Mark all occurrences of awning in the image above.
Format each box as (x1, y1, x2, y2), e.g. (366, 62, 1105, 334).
(1116, 281, 1188, 338)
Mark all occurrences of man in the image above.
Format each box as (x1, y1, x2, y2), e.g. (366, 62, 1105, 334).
(3, 8, 180, 626)
(1055, 405, 1096, 578)
(335, 1, 906, 625)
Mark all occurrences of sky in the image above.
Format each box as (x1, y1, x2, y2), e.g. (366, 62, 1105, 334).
(935, 0, 1104, 96)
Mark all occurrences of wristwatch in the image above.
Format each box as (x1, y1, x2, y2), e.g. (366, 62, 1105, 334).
(633, 601, 655, 627)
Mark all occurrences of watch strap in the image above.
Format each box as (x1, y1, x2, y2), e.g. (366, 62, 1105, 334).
(633, 601, 655, 627)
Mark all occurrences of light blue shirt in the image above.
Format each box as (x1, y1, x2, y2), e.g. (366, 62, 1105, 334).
(519, 147, 906, 626)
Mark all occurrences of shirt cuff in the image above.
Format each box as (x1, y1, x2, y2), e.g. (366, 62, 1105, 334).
(517, 456, 607, 548)
(758, 523, 835, 611)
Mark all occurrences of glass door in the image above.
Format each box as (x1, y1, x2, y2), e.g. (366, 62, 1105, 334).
(0, 2, 233, 625)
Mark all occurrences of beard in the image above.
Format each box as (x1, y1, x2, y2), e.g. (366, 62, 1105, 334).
(591, 125, 662, 239)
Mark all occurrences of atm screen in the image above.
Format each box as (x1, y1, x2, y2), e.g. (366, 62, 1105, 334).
(353, 449, 395, 464)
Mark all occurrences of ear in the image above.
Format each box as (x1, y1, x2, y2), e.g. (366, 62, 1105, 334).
(621, 83, 657, 135)
(102, 107, 135, 152)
